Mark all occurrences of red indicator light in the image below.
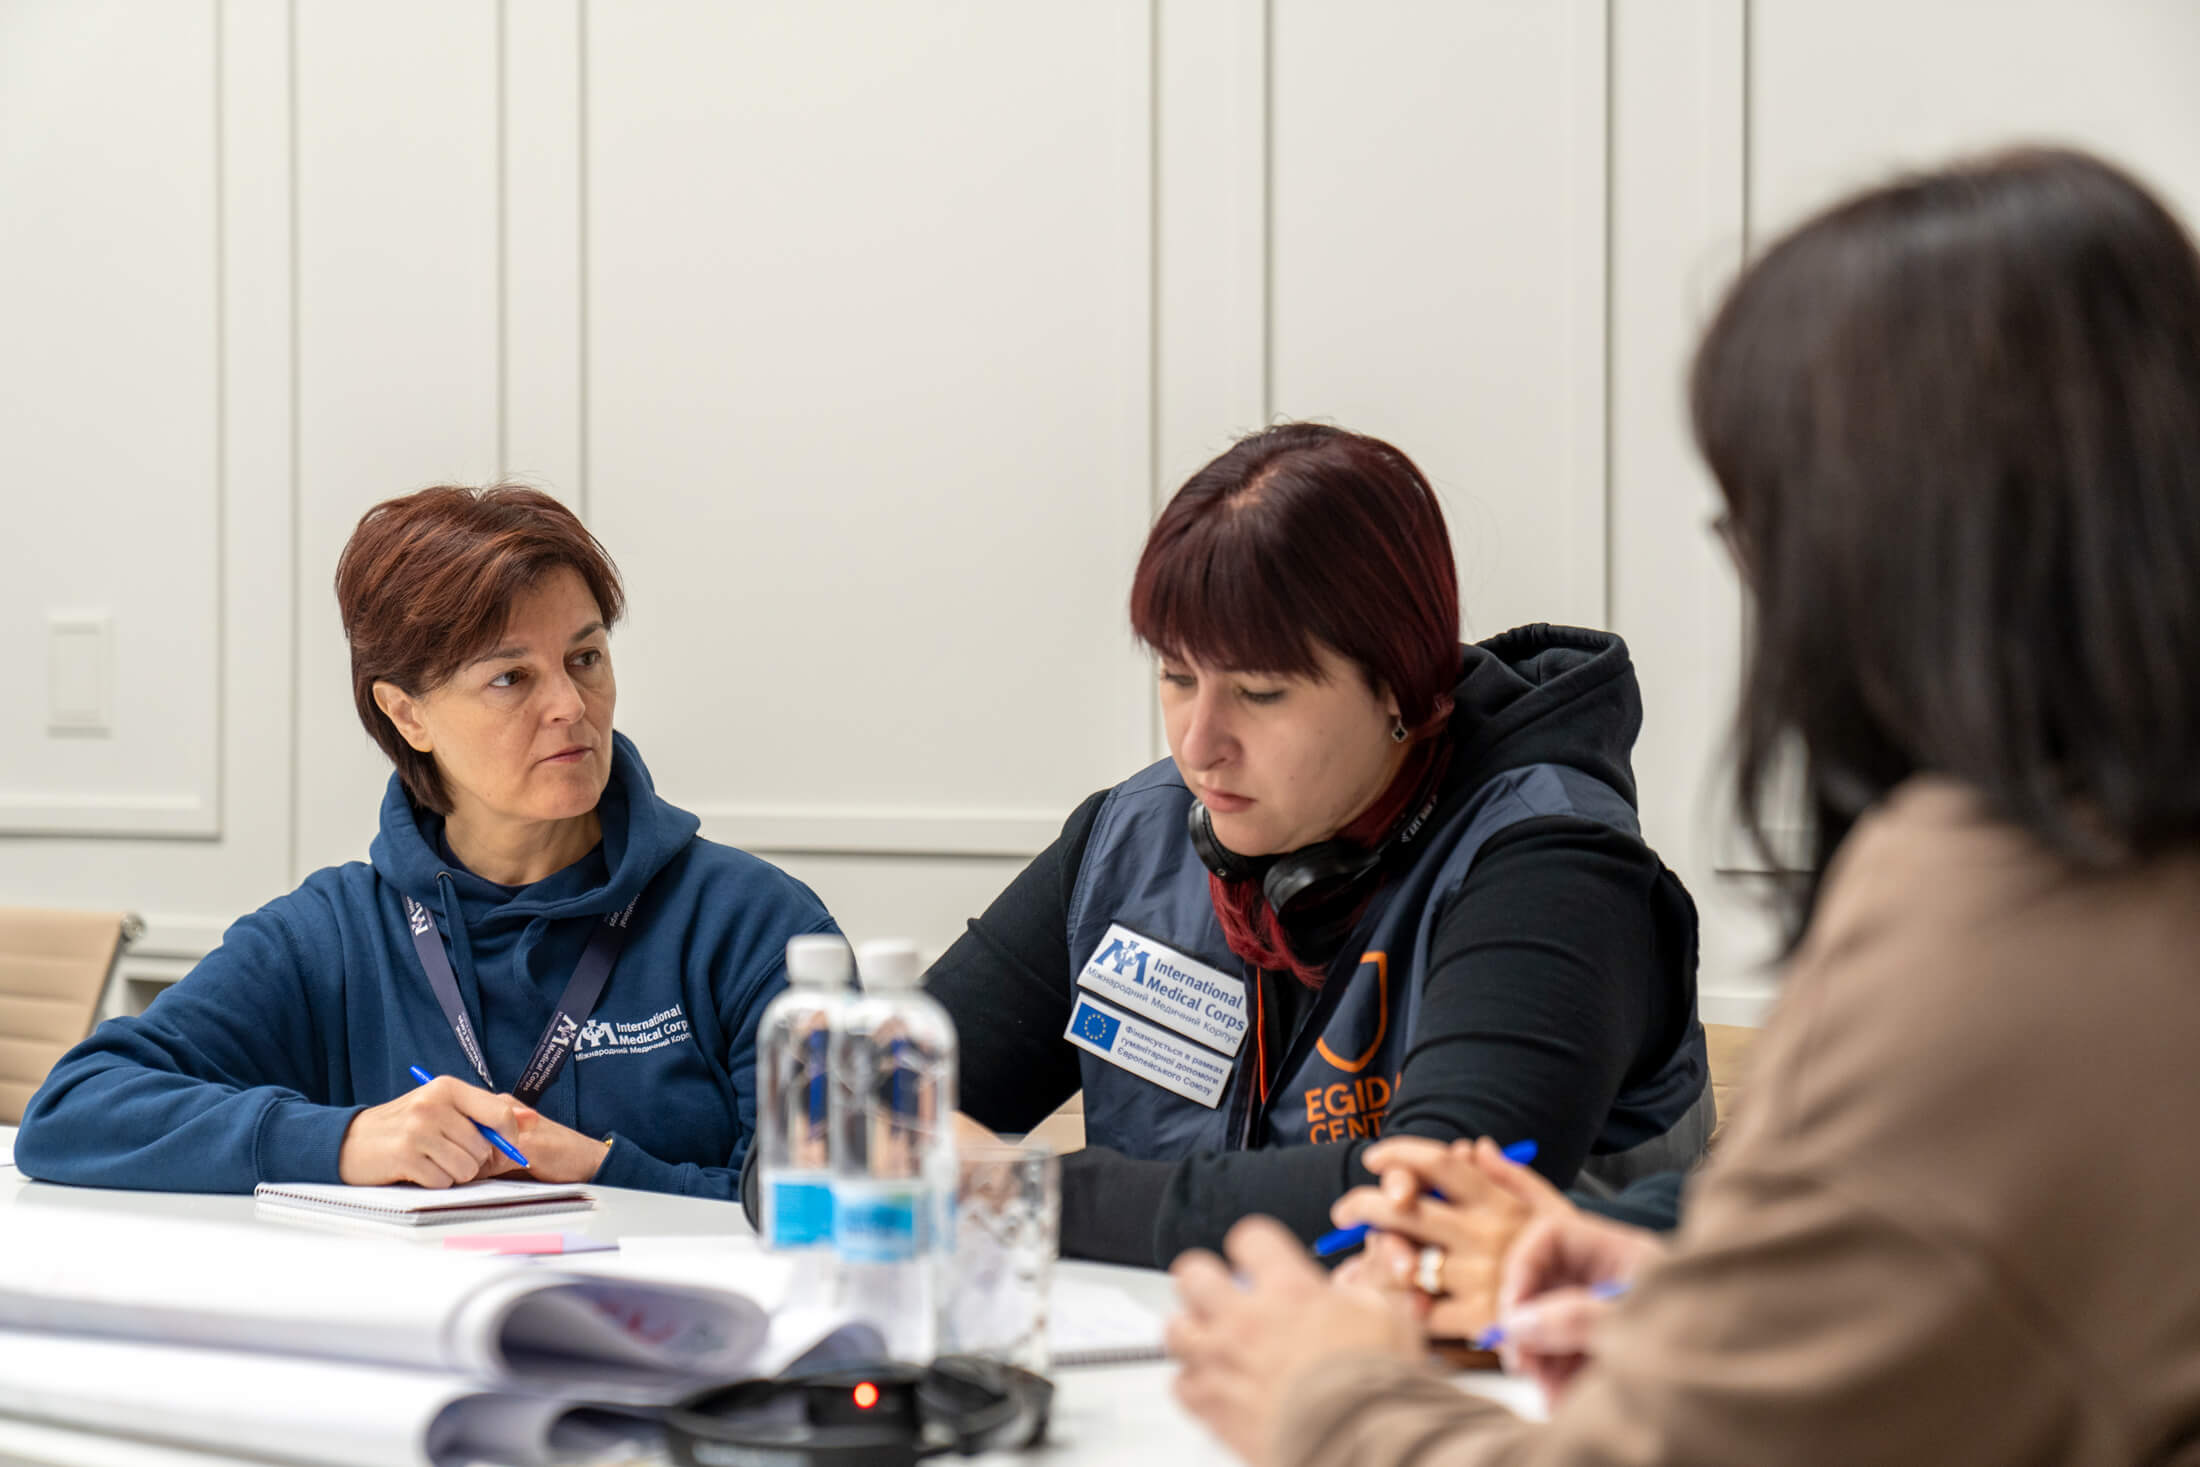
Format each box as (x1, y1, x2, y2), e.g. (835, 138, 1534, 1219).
(853, 1382, 880, 1410)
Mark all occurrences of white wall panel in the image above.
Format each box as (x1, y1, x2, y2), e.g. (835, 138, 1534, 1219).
(8, 2, 2198, 1018)
(1750, 0, 2200, 241)
(1604, 0, 1784, 1018)
(0, 0, 294, 994)
(0, 0, 221, 835)
(290, 0, 503, 876)
(1267, 0, 1610, 639)
(1153, 0, 1269, 496)
(503, 0, 586, 499)
(585, 1, 1156, 870)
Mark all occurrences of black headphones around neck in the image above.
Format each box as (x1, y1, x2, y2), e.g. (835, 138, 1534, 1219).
(1186, 755, 1451, 954)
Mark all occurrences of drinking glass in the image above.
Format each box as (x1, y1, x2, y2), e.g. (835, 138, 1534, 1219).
(945, 1140, 1060, 1371)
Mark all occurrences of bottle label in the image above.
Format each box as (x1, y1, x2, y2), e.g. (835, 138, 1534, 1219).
(765, 1175, 834, 1249)
(835, 1182, 926, 1263)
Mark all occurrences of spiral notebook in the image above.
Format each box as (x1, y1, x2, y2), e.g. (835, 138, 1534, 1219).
(251, 1179, 594, 1227)
(1047, 1280, 1168, 1367)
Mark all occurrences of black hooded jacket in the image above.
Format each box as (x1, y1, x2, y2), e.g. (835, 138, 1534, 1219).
(929, 626, 1702, 1266)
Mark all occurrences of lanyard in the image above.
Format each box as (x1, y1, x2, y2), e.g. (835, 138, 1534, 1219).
(403, 892, 639, 1106)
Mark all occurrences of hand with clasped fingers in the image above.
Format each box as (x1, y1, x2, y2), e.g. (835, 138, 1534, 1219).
(1329, 1135, 1663, 1402)
(1326, 1135, 1572, 1341)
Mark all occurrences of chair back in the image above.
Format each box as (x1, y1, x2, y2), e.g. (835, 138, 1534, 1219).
(0, 908, 138, 1125)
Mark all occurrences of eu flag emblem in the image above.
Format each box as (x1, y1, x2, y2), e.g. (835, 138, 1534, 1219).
(1074, 1002, 1121, 1052)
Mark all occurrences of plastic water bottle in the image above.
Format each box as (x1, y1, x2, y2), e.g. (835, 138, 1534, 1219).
(756, 935, 854, 1299)
(830, 938, 959, 1361)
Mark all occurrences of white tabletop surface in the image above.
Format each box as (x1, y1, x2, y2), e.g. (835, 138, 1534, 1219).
(0, 1134, 1543, 1465)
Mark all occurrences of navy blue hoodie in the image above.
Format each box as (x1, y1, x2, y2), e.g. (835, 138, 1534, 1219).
(17, 733, 837, 1197)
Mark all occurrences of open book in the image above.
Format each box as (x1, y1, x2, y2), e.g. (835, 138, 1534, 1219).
(0, 1328, 659, 1467)
(0, 1207, 871, 1403)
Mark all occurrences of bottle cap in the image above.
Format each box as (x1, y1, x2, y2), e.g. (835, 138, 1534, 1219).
(784, 934, 854, 988)
(856, 938, 924, 989)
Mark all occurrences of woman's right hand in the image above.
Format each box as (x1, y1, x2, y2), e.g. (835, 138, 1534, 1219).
(337, 1075, 534, 1187)
(1329, 1135, 1574, 1339)
(1494, 1207, 1667, 1402)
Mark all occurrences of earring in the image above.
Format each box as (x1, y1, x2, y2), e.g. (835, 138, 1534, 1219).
(1391, 718, 1409, 744)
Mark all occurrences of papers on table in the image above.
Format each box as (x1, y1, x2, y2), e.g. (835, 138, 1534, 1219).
(0, 1204, 889, 1466)
(0, 1329, 658, 1467)
(253, 1178, 594, 1227)
(1047, 1279, 1167, 1366)
(0, 1207, 769, 1399)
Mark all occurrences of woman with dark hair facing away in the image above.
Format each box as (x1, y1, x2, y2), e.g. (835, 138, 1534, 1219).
(1168, 147, 2200, 1466)
(19, 487, 838, 1195)
(915, 422, 1714, 1266)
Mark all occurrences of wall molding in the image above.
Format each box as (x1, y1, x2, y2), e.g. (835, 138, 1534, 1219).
(0, 793, 220, 840)
(500, 0, 585, 501)
(691, 806, 1064, 860)
(1570, 0, 1613, 627)
(130, 914, 233, 962)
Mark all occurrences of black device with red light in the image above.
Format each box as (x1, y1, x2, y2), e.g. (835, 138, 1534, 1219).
(665, 1357, 1053, 1466)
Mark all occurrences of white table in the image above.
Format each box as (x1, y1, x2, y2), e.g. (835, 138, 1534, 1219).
(0, 1137, 1542, 1466)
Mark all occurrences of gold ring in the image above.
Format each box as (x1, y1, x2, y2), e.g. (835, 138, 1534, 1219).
(1413, 1243, 1447, 1296)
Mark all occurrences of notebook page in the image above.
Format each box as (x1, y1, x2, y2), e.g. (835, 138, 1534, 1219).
(1047, 1279, 1166, 1365)
(252, 1179, 590, 1214)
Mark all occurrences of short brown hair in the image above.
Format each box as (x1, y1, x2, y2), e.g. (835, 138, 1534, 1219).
(335, 485, 625, 813)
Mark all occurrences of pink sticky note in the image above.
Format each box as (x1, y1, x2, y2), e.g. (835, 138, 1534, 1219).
(443, 1231, 614, 1256)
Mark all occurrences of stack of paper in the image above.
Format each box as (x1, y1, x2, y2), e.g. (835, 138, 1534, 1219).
(0, 1207, 873, 1466)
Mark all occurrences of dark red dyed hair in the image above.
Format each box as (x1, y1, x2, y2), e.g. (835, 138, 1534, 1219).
(335, 485, 625, 813)
(1132, 424, 1463, 985)
(1130, 422, 1460, 729)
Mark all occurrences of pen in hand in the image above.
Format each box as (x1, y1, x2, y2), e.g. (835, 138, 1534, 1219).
(406, 1065, 531, 1170)
(1311, 1138, 1540, 1258)
(1469, 1278, 1630, 1351)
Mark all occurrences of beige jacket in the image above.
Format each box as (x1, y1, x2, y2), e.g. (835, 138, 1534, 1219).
(1277, 781, 2200, 1467)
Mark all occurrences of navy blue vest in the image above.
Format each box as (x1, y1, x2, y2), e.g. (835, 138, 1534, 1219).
(1064, 757, 1706, 1171)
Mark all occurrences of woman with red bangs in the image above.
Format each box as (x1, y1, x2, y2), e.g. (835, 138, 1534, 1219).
(926, 423, 1712, 1267)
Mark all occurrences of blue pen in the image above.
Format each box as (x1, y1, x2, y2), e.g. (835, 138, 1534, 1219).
(1311, 1139, 1539, 1258)
(407, 1065, 531, 1169)
(1469, 1278, 1630, 1351)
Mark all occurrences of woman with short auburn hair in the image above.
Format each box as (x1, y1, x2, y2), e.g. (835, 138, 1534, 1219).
(1169, 148, 2200, 1467)
(906, 421, 1712, 1266)
(20, 486, 838, 1196)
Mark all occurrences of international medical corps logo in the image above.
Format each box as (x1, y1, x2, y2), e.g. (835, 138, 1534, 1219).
(1092, 933, 1151, 986)
(1072, 1002, 1122, 1052)
(570, 1006, 691, 1061)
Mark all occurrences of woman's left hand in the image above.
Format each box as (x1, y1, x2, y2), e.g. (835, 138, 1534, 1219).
(1169, 1216, 1426, 1465)
(491, 1106, 613, 1184)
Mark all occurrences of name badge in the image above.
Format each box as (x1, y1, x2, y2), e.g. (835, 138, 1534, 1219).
(1064, 994, 1233, 1109)
(1074, 923, 1250, 1057)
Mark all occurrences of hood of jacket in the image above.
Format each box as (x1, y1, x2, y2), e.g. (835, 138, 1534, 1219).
(1445, 624, 1646, 806)
(368, 729, 701, 925)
